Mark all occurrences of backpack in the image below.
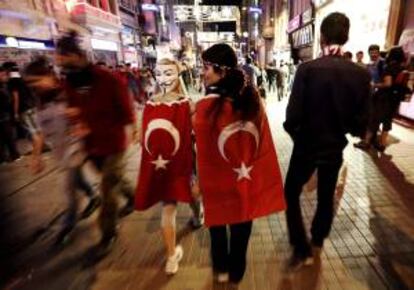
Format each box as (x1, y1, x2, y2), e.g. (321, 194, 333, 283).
(392, 70, 412, 101)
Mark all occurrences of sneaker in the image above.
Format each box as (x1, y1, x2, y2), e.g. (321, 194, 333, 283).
(96, 232, 117, 256)
(188, 215, 204, 229)
(81, 197, 102, 219)
(353, 141, 370, 150)
(286, 253, 314, 272)
(373, 142, 386, 152)
(215, 272, 229, 283)
(165, 245, 184, 275)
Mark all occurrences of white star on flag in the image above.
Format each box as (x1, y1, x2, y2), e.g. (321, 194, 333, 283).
(151, 155, 170, 170)
(233, 162, 253, 181)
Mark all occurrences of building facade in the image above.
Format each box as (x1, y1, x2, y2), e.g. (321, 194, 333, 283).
(0, 0, 58, 67)
(118, 0, 141, 66)
(67, 0, 123, 66)
(287, 0, 314, 63)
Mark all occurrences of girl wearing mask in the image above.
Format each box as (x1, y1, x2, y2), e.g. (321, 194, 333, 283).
(135, 58, 203, 275)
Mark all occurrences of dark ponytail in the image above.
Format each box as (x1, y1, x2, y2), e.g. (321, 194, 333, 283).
(202, 43, 262, 122)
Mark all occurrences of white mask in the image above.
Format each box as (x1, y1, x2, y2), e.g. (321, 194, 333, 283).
(154, 64, 180, 95)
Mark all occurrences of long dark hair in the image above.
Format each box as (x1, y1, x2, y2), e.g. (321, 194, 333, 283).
(386, 46, 406, 66)
(202, 43, 261, 122)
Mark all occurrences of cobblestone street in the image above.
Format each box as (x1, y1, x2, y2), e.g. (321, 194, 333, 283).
(2, 96, 414, 290)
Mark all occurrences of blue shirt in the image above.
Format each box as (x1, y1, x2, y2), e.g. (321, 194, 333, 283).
(367, 58, 385, 84)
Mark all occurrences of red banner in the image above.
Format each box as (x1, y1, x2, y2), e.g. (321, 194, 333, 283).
(194, 95, 285, 226)
(135, 99, 193, 210)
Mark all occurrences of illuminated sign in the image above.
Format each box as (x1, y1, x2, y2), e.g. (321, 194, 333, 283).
(5, 37, 18, 47)
(2, 36, 50, 50)
(248, 7, 262, 14)
(173, 5, 238, 23)
(91, 38, 118, 51)
(287, 15, 301, 33)
(141, 4, 159, 12)
(198, 32, 235, 42)
(292, 24, 314, 48)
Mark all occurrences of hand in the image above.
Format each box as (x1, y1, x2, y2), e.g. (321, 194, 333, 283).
(64, 107, 82, 120)
(70, 122, 90, 138)
(30, 156, 45, 174)
(132, 127, 141, 144)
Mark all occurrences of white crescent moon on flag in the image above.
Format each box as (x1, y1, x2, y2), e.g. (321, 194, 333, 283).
(145, 118, 180, 156)
(217, 121, 260, 162)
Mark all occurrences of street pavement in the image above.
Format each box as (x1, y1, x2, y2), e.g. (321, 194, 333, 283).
(1, 95, 414, 290)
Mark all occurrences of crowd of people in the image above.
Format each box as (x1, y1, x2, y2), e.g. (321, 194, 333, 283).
(0, 11, 413, 289)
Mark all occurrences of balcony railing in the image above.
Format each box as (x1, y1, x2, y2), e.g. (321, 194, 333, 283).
(69, 0, 121, 29)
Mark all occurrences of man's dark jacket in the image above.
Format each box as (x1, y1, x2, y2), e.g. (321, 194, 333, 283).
(283, 55, 371, 160)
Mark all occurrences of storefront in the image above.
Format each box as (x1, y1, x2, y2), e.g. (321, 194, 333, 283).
(288, 7, 315, 63)
(119, 4, 140, 67)
(0, 1, 57, 67)
(397, 0, 414, 121)
(91, 38, 119, 67)
(121, 26, 139, 66)
(68, 0, 122, 65)
(0, 35, 55, 68)
(312, 0, 392, 61)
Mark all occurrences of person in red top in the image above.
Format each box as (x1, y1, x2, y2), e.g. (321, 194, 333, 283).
(194, 44, 285, 285)
(55, 31, 136, 251)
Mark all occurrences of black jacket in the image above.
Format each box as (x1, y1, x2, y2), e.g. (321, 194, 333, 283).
(284, 56, 371, 160)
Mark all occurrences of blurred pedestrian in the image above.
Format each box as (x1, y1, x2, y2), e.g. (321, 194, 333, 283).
(124, 63, 140, 104)
(0, 66, 20, 163)
(357, 47, 411, 152)
(275, 64, 286, 101)
(3, 62, 37, 143)
(343, 51, 353, 61)
(24, 57, 101, 245)
(194, 43, 285, 285)
(266, 62, 277, 92)
(241, 56, 257, 86)
(55, 31, 136, 251)
(283, 12, 370, 270)
(356, 51, 366, 68)
(354, 44, 386, 149)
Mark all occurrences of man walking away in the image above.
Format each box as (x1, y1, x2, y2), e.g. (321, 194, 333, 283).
(283, 12, 371, 271)
(266, 62, 277, 93)
(241, 56, 257, 86)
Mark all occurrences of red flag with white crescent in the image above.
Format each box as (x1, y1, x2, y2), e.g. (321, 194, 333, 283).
(193, 95, 285, 226)
(135, 98, 193, 210)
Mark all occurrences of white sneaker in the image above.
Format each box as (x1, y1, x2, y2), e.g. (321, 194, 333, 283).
(165, 245, 183, 275)
(216, 272, 229, 283)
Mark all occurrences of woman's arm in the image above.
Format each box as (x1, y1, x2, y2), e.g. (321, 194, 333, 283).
(373, 75, 392, 89)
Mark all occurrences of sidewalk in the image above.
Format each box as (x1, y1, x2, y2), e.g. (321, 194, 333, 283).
(3, 95, 414, 290)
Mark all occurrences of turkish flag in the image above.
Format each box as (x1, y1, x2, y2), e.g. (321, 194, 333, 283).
(194, 95, 285, 226)
(135, 99, 193, 210)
